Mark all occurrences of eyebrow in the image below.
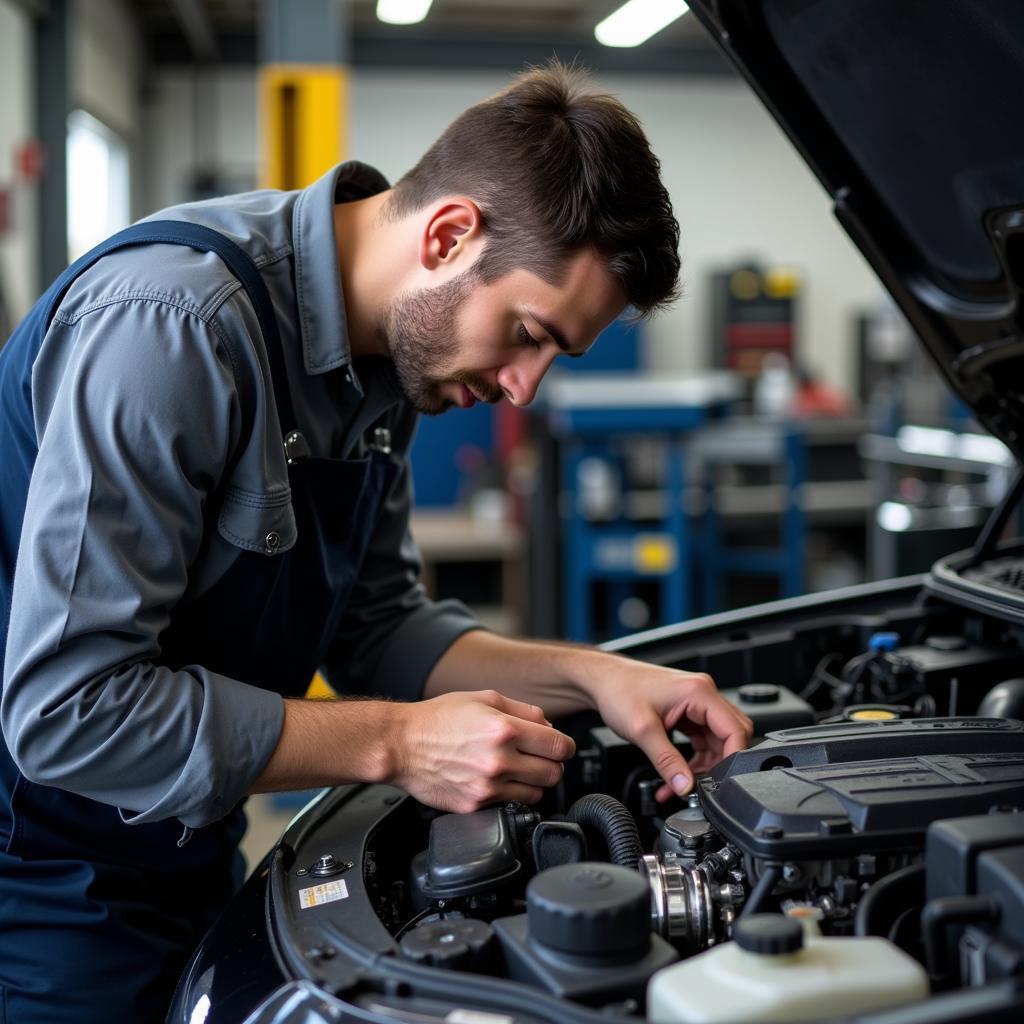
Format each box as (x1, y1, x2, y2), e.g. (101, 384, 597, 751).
(529, 309, 588, 359)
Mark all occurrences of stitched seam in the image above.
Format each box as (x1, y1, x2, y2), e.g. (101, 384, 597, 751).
(53, 291, 214, 326)
(199, 279, 243, 320)
(224, 486, 292, 509)
(254, 244, 293, 268)
(291, 189, 351, 374)
(310, 353, 350, 373)
(52, 293, 246, 413)
(195, 246, 296, 319)
(218, 516, 296, 553)
(51, 296, 254, 487)
(293, 191, 315, 372)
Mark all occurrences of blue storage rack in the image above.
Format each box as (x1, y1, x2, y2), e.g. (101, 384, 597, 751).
(542, 373, 740, 642)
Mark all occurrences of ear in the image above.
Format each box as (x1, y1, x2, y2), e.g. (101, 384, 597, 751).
(418, 198, 483, 270)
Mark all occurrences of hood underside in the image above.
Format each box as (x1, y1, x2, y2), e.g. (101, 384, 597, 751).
(689, 0, 1024, 458)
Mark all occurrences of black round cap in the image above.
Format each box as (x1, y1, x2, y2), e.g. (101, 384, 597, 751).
(734, 914, 803, 955)
(527, 863, 650, 958)
(738, 684, 780, 705)
(400, 918, 495, 970)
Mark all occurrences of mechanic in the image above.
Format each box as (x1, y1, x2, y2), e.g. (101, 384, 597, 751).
(0, 63, 753, 1021)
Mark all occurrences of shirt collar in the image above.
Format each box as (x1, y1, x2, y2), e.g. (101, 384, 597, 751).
(292, 161, 390, 382)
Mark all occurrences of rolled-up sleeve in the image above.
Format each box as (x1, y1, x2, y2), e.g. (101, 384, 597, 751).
(322, 404, 482, 702)
(1, 299, 285, 828)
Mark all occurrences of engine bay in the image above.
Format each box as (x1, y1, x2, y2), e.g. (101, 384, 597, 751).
(238, 582, 1024, 1024)
(163, 565, 1024, 1023)
(347, 722, 1024, 1020)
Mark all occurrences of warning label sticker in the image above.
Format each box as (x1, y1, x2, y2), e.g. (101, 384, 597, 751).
(298, 879, 350, 910)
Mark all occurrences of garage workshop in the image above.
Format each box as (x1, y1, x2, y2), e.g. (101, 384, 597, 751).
(0, 2, 1023, 1022)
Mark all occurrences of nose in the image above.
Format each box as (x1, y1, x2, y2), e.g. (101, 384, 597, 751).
(497, 349, 558, 407)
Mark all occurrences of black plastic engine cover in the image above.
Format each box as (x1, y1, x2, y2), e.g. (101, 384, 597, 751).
(700, 750, 1024, 859)
(714, 718, 1024, 779)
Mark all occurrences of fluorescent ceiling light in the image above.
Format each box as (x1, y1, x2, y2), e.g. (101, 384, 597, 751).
(595, 0, 689, 47)
(377, 0, 433, 26)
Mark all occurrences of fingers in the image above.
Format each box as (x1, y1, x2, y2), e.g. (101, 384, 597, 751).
(633, 720, 694, 800)
(448, 752, 559, 811)
(500, 783, 546, 806)
(470, 691, 575, 760)
(473, 689, 550, 726)
(636, 671, 754, 803)
(502, 750, 566, 788)
(722, 723, 752, 758)
(512, 717, 576, 762)
(673, 678, 754, 760)
(438, 779, 547, 813)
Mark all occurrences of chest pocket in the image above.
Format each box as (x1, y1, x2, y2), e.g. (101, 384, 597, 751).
(216, 485, 298, 556)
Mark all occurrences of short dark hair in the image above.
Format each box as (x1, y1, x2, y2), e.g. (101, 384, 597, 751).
(386, 61, 681, 317)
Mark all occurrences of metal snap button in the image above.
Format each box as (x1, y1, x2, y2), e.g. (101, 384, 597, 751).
(369, 427, 392, 454)
(265, 531, 281, 554)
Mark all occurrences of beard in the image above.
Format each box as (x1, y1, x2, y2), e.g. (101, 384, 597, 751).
(383, 269, 503, 415)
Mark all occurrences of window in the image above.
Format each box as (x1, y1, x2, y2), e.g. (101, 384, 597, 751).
(67, 110, 130, 261)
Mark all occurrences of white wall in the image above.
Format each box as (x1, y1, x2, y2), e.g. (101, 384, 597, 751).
(0, 0, 37, 321)
(142, 68, 260, 215)
(72, 0, 141, 139)
(141, 65, 887, 390)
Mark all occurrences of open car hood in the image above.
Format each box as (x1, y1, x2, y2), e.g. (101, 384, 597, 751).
(688, 0, 1024, 459)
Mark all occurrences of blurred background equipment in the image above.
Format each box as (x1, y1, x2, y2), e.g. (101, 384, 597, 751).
(710, 262, 800, 381)
(541, 371, 739, 642)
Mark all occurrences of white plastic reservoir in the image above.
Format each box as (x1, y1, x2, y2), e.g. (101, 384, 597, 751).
(647, 913, 929, 1023)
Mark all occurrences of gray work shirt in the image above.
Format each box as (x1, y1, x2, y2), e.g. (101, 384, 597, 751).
(1, 162, 480, 829)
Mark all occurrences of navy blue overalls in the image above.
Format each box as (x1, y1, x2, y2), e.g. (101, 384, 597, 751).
(0, 222, 397, 1022)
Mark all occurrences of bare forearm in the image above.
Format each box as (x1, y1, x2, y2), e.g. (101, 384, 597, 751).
(250, 687, 575, 814)
(423, 629, 610, 717)
(251, 697, 399, 793)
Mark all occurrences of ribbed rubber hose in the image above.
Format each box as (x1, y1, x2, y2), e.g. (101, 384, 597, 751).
(566, 794, 642, 870)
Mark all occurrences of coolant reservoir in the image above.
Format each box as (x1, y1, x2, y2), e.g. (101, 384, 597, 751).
(647, 914, 929, 1023)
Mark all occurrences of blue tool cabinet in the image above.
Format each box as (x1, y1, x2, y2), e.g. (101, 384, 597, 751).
(543, 374, 739, 642)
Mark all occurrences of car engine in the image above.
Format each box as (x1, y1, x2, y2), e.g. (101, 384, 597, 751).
(171, 595, 1024, 1024)
(369, 715, 1024, 1015)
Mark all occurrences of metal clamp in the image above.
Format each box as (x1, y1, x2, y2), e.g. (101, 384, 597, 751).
(641, 852, 714, 953)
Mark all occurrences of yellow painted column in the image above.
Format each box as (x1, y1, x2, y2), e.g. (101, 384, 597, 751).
(259, 0, 351, 190)
(260, 64, 350, 190)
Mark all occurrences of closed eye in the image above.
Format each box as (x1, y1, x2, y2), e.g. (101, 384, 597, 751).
(518, 323, 541, 350)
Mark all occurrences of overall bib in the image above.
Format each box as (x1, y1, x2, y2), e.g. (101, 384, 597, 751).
(0, 222, 397, 1022)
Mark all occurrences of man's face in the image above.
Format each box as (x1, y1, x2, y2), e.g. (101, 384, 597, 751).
(384, 248, 626, 416)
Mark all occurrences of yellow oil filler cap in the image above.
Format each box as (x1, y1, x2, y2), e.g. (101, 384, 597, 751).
(849, 707, 900, 722)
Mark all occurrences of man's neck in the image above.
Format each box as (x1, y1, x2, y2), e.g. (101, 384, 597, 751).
(333, 190, 401, 360)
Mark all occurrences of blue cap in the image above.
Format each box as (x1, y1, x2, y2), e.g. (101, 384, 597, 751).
(868, 631, 901, 653)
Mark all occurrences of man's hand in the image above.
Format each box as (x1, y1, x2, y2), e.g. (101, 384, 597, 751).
(390, 690, 576, 813)
(582, 660, 753, 802)
(424, 632, 753, 803)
